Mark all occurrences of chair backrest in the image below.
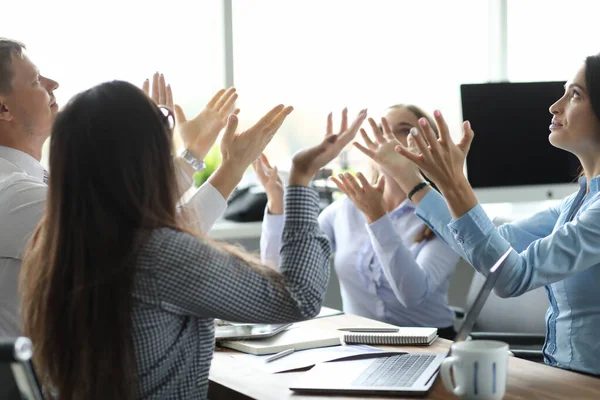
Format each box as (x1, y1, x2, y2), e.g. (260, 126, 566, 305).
(0, 337, 45, 400)
(466, 271, 548, 333)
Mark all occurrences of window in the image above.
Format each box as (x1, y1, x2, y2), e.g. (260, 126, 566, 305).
(507, 0, 600, 82)
(5, 0, 225, 166)
(232, 0, 491, 169)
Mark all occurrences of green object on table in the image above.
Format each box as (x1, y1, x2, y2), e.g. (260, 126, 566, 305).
(193, 145, 222, 188)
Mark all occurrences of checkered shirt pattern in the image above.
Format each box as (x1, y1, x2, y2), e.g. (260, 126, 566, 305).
(131, 186, 331, 399)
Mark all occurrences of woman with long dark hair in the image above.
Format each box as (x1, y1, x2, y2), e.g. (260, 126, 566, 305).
(19, 80, 353, 399)
(358, 54, 600, 376)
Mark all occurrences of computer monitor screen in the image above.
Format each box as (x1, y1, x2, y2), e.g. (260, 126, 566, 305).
(461, 81, 580, 202)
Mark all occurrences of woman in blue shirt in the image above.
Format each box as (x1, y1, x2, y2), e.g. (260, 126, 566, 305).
(256, 106, 460, 339)
(355, 54, 600, 375)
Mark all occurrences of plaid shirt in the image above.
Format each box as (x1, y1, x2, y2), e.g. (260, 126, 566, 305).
(131, 186, 331, 399)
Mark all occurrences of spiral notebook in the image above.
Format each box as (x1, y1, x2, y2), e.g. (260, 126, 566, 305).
(342, 327, 438, 346)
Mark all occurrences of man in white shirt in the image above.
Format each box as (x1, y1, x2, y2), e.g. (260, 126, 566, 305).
(0, 38, 237, 336)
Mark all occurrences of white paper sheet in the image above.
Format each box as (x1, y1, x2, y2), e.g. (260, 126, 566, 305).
(228, 344, 388, 374)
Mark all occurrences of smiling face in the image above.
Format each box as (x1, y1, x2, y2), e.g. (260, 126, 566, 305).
(548, 64, 600, 156)
(0, 52, 59, 138)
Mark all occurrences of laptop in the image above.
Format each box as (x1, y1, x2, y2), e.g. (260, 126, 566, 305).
(0, 337, 45, 400)
(290, 248, 513, 396)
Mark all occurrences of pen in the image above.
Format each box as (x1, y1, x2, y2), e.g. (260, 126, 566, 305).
(265, 348, 295, 363)
(338, 327, 400, 332)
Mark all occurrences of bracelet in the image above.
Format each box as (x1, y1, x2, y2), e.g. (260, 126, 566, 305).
(407, 181, 430, 201)
(179, 149, 206, 172)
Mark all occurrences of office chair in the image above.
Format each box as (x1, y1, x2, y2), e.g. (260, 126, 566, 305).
(0, 337, 45, 399)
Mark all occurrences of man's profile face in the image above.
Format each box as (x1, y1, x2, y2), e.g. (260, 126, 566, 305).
(1, 53, 59, 137)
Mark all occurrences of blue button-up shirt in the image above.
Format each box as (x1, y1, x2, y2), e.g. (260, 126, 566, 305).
(416, 177, 600, 375)
(261, 196, 458, 329)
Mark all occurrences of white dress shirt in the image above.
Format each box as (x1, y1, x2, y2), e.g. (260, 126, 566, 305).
(261, 196, 459, 328)
(0, 145, 227, 337)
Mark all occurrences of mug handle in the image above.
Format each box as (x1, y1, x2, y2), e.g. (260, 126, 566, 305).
(440, 356, 466, 397)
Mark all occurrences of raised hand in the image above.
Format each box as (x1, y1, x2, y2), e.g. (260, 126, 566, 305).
(290, 108, 367, 186)
(394, 110, 474, 191)
(220, 104, 293, 177)
(354, 117, 425, 194)
(252, 154, 284, 214)
(394, 110, 478, 217)
(173, 88, 240, 161)
(331, 172, 386, 224)
(142, 72, 173, 109)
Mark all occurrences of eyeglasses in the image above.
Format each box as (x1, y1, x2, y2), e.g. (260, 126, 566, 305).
(157, 105, 175, 130)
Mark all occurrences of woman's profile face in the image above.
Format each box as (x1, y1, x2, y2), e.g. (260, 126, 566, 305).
(383, 107, 420, 147)
(549, 64, 600, 155)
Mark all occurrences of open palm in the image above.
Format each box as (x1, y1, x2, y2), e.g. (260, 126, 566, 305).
(292, 108, 367, 178)
(174, 88, 240, 160)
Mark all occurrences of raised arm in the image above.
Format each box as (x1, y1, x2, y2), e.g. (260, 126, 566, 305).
(153, 186, 331, 322)
(142, 73, 239, 233)
(381, 110, 591, 297)
(332, 172, 459, 307)
(153, 108, 369, 321)
(257, 108, 366, 267)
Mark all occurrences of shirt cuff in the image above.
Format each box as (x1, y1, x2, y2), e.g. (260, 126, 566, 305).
(366, 213, 400, 248)
(284, 186, 320, 223)
(448, 204, 496, 248)
(415, 189, 447, 221)
(262, 206, 285, 235)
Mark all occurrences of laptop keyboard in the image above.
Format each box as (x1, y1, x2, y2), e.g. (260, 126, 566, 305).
(352, 354, 436, 388)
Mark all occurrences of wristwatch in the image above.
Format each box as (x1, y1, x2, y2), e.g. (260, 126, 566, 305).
(179, 149, 206, 172)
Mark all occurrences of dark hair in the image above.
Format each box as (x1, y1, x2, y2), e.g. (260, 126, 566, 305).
(19, 81, 180, 399)
(0, 38, 25, 94)
(19, 80, 280, 399)
(585, 54, 600, 123)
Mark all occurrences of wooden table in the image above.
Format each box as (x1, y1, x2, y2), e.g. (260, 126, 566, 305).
(209, 314, 600, 399)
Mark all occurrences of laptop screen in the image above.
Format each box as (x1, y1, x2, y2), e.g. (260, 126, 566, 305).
(453, 248, 513, 342)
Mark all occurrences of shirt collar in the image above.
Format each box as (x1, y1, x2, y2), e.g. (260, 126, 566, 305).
(0, 145, 45, 181)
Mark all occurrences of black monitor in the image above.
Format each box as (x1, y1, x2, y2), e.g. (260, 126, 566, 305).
(461, 81, 580, 203)
(0, 337, 45, 400)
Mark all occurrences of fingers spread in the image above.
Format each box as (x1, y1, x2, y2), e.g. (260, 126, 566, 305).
(433, 110, 452, 145)
(419, 118, 440, 154)
(368, 117, 386, 144)
(355, 172, 371, 189)
(412, 124, 433, 159)
(360, 128, 376, 149)
(381, 117, 394, 140)
(340, 107, 348, 133)
(326, 112, 333, 136)
(330, 176, 348, 195)
(353, 142, 376, 160)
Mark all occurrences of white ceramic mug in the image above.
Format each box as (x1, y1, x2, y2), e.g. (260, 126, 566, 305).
(440, 340, 509, 400)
